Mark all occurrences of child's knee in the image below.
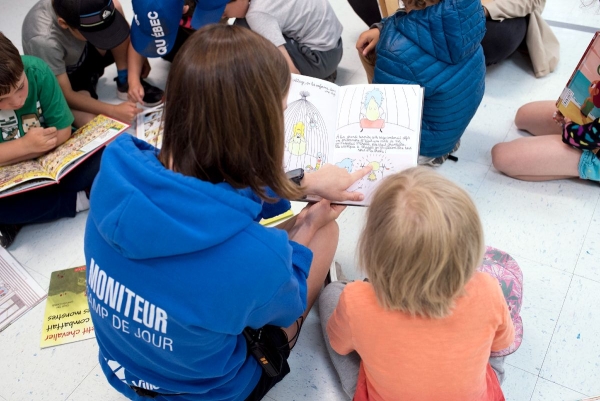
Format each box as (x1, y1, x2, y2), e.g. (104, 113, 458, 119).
(514, 105, 529, 131)
(491, 143, 512, 172)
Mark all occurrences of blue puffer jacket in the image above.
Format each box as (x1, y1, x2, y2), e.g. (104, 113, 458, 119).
(374, 0, 486, 158)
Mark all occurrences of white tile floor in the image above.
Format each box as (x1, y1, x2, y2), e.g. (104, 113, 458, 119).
(1, 1, 599, 400)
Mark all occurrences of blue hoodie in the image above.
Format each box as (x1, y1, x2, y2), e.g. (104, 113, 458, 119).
(374, 0, 486, 158)
(84, 135, 313, 401)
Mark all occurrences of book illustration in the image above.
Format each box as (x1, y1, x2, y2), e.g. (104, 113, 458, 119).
(0, 247, 46, 332)
(338, 85, 420, 134)
(136, 105, 164, 148)
(284, 91, 328, 171)
(557, 32, 600, 124)
(38, 115, 127, 177)
(359, 88, 386, 132)
(0, 114, 129, 197)
(336, 154, 394, 193)
(40, 266, 95, 348)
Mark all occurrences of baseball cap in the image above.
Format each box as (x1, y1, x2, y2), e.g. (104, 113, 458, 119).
(131, 0, 229, 58)
(53, 0, 129, 50)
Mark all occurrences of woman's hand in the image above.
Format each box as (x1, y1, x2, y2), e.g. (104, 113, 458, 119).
(302, 164, 373, 202)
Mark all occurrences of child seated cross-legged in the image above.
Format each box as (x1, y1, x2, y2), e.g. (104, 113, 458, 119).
(492, 101, 600, 182)
(224, 0, 343, 82)
(356, 0, 486, 165)
(319, 168, 520, 401)
(0, 33, 98, 247)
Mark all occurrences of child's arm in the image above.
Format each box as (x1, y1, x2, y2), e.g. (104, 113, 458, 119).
(490, 281, 516, 352)
(127, 42, 146, 105)
(0, 126, 70, 166)
(356, 28, 380, 57)
(55, 73, 141, 123)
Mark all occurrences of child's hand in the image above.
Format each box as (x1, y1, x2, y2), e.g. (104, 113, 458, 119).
(356, 28, 380, 56)
(111, 102, 143, 123)
(24, 126, 59, 153)
(128, 77, 145, 105)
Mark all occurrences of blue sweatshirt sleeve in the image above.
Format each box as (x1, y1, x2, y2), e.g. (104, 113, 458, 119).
(246, 241, 313, 328)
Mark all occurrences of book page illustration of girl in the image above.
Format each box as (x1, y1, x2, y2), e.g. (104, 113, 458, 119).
(360, 89, 385, 132)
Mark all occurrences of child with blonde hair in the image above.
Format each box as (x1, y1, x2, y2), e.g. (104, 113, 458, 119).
(319, 167, 522, 400)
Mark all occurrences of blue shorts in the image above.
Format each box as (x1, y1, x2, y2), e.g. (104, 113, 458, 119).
(578, 150, 600, 181)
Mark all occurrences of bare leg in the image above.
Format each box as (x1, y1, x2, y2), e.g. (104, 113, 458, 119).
(282, 220, 339, 346)
(514, 101, 562, 136)
(358, 49, 376, 84)
(491, 135, 580, 181)
(71, 91, 97, 127)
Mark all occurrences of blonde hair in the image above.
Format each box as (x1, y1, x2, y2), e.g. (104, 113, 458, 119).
(358, 167, 484, 318)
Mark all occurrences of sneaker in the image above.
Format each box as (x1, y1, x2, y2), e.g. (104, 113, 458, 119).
(115, 78, 164, 107)
(418, 140, 461, 167)
(0, 224, 22, 248)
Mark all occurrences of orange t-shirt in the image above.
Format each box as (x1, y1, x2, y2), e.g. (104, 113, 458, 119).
(327, 272, 515, 401)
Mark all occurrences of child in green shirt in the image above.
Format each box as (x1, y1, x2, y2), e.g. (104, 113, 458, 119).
(0, 32, 100, 247)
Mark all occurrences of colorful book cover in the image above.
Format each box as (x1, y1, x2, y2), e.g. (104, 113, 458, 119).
(557, 32, 600, 125)
(40, 266, 95, 348)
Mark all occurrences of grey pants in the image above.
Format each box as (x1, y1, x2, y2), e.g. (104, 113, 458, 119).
(318, 282, 506, 400)
(235, 19, 343, 80)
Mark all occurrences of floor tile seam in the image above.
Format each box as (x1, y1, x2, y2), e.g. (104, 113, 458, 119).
(572, 272, 600, 284)
(22, 253, 82, 281)
(535, 375, 590, 397)
(535, 272, 576, 380)
(571, 193, 600, 277)
(499, 251, 576, 277)
(473, 164, 494, 198)
(529, 375, 541, 401)
(64, 363, 100, 401)
(505, 361, 540, 377)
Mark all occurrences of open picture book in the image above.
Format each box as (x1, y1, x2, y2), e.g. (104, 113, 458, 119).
(136, 104, 164, 149)
(557, 31, 600, 125)
(285, 74, 423, 206)
(0, 115, 129, 198)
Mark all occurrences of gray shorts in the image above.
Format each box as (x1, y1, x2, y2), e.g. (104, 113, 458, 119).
(235, 18, 342, 80)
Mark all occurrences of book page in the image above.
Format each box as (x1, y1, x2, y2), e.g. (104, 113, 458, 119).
(0, 160, 53, 193)
(284, 74, 339, 172)
(333, 84, 423, 205)
(40, 266, 95, 348)
(136, 105, 164, 148)
(0, 247, 46, 332)
(37, 115, 128, 179)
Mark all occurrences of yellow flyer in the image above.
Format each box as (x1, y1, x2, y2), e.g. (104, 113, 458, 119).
(40, 266, 95, 348)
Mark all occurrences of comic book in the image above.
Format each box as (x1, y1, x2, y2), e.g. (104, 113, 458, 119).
(136, 104, 164, 149)
(285, 74, 423, 206)
(40, 266, 95, 348)
(0, 247, 46, 332)
(0, 115, 129, 198)
(557, 31, 600, 125)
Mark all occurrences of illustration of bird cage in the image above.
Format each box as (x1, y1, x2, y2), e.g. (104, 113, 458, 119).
(284, 91, 329, 171)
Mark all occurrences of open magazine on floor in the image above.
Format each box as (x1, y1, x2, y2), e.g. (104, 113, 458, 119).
(0, 115, 129, 198)
(0, 247, 46, 332)
(136, 104, 164, 149)
(284, 74, 423, 206)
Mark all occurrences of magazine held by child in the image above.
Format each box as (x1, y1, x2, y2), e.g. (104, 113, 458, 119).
(0, 115, 129, 197)
(40, 266, 95, 348)
(285, 74, 423, 206)
(557, 31, 600, 125)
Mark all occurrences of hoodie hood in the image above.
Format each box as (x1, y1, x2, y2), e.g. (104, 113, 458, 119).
(393, 0, 486, 64)
(89, 135, 262, 260)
